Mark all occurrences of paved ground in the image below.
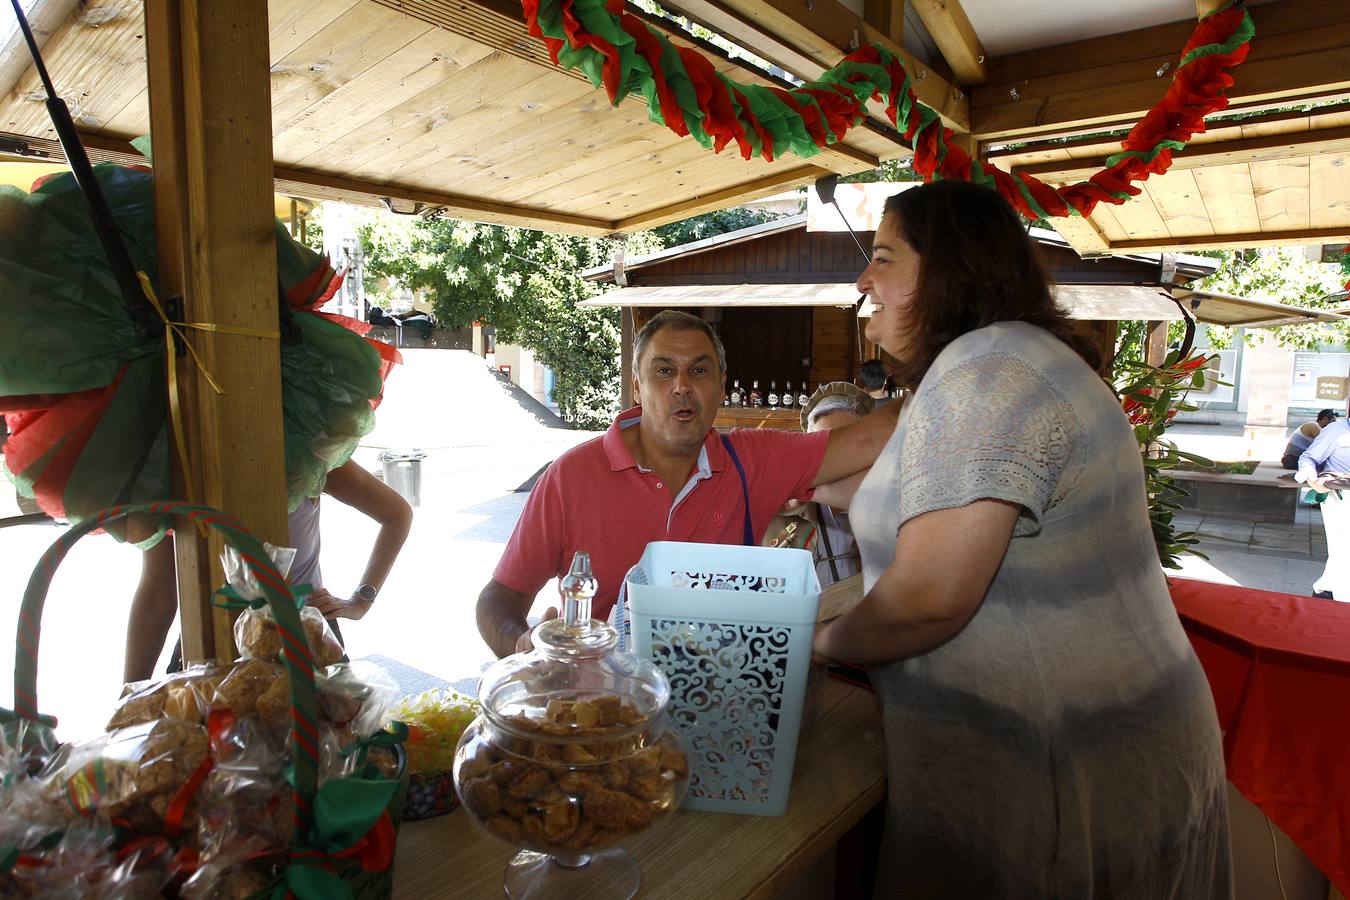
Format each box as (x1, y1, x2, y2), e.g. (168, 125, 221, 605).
(0, 362, 1334, 740)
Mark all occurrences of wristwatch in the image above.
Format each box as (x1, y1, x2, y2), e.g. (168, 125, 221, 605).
(353, 583, 379, 603)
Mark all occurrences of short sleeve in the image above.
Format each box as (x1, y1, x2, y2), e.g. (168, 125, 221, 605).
(898, 353, 1079, 536)
(729, 427, 830, 502)
(493, 462, 566, 594)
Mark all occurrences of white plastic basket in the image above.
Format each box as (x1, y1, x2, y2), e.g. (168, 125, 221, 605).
(626, 541, 821, 816)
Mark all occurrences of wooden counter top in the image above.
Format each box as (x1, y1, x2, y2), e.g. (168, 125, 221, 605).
(714, 407, 802, 432)
(392, 678, 885, 899)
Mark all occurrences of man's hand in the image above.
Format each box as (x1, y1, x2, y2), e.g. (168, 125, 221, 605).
(306, 587, 373, 621)
(1309, 477, 1329, 493)
(515, 607, 559, 653)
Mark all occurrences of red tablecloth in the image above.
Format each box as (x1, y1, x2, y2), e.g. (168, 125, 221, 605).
(1169, 578, 1350, 894)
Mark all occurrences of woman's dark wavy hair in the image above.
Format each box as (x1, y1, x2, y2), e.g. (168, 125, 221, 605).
(882, 181, 1100, 388)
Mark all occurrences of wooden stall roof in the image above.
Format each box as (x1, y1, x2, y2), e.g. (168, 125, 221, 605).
(581, 211, 1343, 326)
(0, 0, 910, 237)
(1173, 287, 1350, 325)
(918, 0, 1350, 256)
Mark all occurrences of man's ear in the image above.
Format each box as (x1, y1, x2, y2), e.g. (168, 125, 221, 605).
(631, 374, 642, 407)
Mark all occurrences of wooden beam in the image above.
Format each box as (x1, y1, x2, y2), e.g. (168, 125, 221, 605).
(657, 0, 969, 131)
(1145, 319, 1169, 367)
(0, 128, 621, 236)
(862, 0, 903, 48)
(1049, 214, 1111, 255)
(613, 164, 831, 232)
(1111, 226, 1350, 252)
(972, 0, 1350, 141)
(908, 0, 988, 86)
(146, 0, 288, 664)
(1013, 125, 1350, 182)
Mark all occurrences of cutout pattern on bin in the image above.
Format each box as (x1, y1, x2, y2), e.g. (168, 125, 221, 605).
(668, 571, 790, 593)
(649, 618, 791, 804)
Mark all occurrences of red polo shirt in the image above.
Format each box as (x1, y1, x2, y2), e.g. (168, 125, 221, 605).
(494, 406, 830, 621)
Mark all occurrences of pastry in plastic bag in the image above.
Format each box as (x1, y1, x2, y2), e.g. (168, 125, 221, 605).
(235, 604, 343, 666)
(107, 664, 227, 729)
(317, 661, 398, 734)
(211, 659, 286, 718)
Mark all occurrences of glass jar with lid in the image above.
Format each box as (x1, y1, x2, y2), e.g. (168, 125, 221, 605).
(453, 552, 688, 899)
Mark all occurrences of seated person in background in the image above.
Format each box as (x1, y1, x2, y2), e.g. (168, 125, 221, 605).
(1282, 408, 1338, 470)
(801, 383, 878, 585)
(125, 458, 413, 681)
(476, 310, 902, 658)
(859, 358, 895, 402)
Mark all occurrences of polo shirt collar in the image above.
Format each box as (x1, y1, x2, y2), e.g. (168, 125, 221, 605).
(602, 405, 726, 473)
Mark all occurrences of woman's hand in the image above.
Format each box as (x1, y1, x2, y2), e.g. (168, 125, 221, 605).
(307, 587, 374, 621)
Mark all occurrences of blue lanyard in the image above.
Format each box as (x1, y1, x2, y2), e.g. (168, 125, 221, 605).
(719, 433, 754, 546)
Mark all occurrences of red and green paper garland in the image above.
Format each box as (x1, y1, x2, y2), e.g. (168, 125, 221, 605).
(521, 0, 1254, 221)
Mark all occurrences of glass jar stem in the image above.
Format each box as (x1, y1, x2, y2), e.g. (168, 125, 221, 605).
(550, 851, 593, 870)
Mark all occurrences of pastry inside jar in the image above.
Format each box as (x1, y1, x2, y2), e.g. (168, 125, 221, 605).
(458, 694, 689, 854)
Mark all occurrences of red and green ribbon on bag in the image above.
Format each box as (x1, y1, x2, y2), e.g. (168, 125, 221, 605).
(521, 0, 1255, 221)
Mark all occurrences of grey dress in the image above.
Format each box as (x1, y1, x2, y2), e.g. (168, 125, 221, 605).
(850, 322, 1231, 899)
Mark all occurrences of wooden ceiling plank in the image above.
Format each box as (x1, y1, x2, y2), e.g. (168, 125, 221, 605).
(510, 130, 782, 209)
(973, 1, 1350, 141)
(336, 65, 603, 184)
(1111, 227, 1350, 252)
(0, 1, 147, 139)
(614, 165, 828, 231)
(1250, 157, 1311, 233)
(1012, 125, 1350, 182)
(0, 0, 81, 103)
(1045, 213, 1111, 255)
(1104, 187, 1170, 241)
(908, 0, 987, 86)
(272, 29, 496, 164)
(1087, 204, 1127, 243)
(295, 51, 541, 170)
(657, 0, 968, 130)
(269, 0, 363, 60)
(1308, 154, 1350, 229)
(373, 0, 892, 173)
(1193, 163, 1261, 235)
(1150, 169, 1214, 239)
(267, 4, 433, 137)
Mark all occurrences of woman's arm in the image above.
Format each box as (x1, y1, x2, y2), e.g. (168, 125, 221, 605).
(808, 469, 869, 511)
(813, 499, 1019, 664)
(310, 459, 414, 620)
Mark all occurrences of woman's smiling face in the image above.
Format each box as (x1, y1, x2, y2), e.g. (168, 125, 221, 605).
(857, 211, 921, 360)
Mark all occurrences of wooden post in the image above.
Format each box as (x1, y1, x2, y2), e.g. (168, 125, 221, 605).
(144, 0, 288, 664)
(1145, 320, 1169, 367)
(621, 307, 635, 410)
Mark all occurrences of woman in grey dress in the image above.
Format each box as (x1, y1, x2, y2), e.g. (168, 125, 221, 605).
(811, 181, 1231, 898)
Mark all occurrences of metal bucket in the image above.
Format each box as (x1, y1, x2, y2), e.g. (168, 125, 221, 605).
(379, 449, 426, 506)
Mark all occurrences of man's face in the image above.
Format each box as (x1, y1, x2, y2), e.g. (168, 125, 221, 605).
(1320, 413, 1336, 428)
(633, 326, 726, 456)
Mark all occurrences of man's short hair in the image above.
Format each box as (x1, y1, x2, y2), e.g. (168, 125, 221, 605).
(633, 310, 727, 375)
(859, 358, 889, 391)
(1319, 408, 1339, 421)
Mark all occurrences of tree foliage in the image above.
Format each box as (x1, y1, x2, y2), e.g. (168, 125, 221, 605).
(356, 207, 791, 429)
(1192, 248, 1345, 351)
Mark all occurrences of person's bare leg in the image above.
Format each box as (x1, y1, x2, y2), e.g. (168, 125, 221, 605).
(123, 538, 179, 683)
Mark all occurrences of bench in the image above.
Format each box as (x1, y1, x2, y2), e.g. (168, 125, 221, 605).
(1171, 461, 1300, 524)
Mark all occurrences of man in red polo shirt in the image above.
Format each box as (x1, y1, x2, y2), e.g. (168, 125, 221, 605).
(476, 310, 900, 657)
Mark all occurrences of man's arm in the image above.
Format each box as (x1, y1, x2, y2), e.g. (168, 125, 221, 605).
(811, 397, 903, 487)
(1298, 426, 1339, 487)
(477, 578, 556, 658)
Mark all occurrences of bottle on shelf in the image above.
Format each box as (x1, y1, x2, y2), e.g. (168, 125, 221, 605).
(729, 379, 742, 407)
(767, 381, 779, 409)
(797, 382, 810, 408)
(781, 381, 795, 409)
(749, 380, 762, 408)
